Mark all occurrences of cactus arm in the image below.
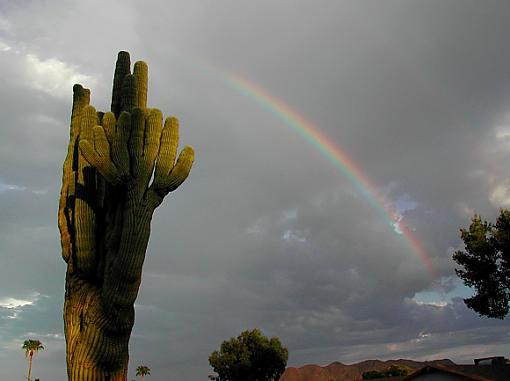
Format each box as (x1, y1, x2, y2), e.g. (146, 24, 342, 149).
(111, 54, 148, 115)
(78, 126, 123, 185)
(155, 146, 194, 194)
(154, 116, 180, 179)
(149, 115, 194, 206)
(73, 105, 99, 277)
(58, 84, 90, 265)
(111, 51, 131, 117)
(121, 74, 137, 113)
(143, 109, 163, 171)
(128, 107, 145, 179)
(107, 111, 131, 179)
(79, 110, 138, 187)
(133, 61, 148, 109)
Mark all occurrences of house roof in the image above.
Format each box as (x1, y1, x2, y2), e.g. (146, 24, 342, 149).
(454, 364, 510, 381)
(401, 363, 510, 381)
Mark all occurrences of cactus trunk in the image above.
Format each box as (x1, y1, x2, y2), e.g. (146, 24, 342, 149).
(58, 52, 194, 380)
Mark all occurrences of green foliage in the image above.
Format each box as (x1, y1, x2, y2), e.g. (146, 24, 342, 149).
(362, 365, 409, 379)
(362, 370, 384, 380)
(22, 339, 44, 357)
(209, 328, 288, 381)
(453, 209, 510, 318)
(135, 365, 151, 379)
(22, 339, 43, 381)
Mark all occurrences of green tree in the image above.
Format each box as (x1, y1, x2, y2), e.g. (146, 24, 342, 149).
(385, 365, 409, 377)
(453, 209, 510, 318)
(135, 365, 151, 381)
(362, 365, 409, 380)
(362, 370, 384, 380)
(22, 339, 44, 381)
(57, 51, 194, 380)
(209, 329, 288, 381)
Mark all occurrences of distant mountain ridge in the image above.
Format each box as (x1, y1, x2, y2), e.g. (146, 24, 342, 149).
(280, 358, 456, 381)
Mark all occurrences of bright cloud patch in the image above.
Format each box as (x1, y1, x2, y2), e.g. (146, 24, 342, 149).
(414, 299, 448, 308)
(0, 40, 11, 52)
(412, 290, 448, 308)
(392, 215, 404, 235)
(24, 54, 94, 98)
(282, 229, 307, 243)
(280, 208, 298, 222)
(0, 297, 35, 309)
(494, 125, 510, 146)
(0, 180, 48, 195)
(381, 189, 419, 236)
(489, 179, 510, 207)
(0, 293, 41, 320)
(0, 181, 26, 193)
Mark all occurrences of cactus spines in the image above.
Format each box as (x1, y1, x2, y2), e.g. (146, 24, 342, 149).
(58, 52, 194, 380)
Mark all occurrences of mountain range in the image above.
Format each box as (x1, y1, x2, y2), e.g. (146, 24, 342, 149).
(280, 358, 456, 381)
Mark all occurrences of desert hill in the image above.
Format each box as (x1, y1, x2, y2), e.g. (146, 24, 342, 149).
(280, 358, 456, 381)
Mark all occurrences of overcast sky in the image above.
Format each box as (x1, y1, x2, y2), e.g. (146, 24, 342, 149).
(1, 1, 510, 380)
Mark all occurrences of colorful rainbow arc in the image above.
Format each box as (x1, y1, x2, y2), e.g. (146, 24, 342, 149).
(225, 74, 437, 278)
(171, 51, 436, 277)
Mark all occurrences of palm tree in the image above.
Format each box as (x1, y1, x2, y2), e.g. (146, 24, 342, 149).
(22, 339, 44, 381)
(135, 365, 151, 381)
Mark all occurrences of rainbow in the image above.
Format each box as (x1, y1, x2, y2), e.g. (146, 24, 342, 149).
(225, 74, 437, 278)
(170, 51, 437, 277)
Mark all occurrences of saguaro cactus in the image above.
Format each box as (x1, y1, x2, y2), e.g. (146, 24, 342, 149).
(58, 51, 194, 380)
